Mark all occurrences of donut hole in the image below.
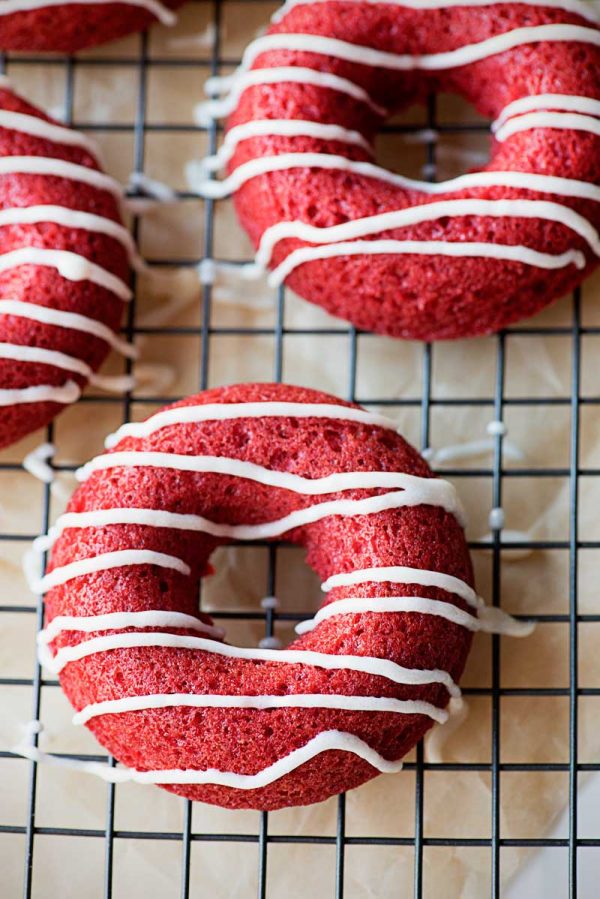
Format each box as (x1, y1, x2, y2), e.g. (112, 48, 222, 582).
(376, 94, 492, 184)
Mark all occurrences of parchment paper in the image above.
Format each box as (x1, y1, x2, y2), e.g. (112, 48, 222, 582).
(1, 4, 600, 897)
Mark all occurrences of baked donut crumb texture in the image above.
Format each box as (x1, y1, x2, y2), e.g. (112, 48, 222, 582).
(0, 81, 133, 450)
(196, 0, 600, 340)
(0, 1, 185, 53)
(38, 382, 483, 810)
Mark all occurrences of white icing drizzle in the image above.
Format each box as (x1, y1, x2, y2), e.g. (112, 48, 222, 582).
(476, 605, 536, 635)
(295, 595, 534, 638)
(0, 110, 136, 413)
(412, 129, 443, 149)
(0, 156, 122, 198)
(254, 193, 600, 267)
(0, 204, 138, 263)
(197, 257, 218, 284)
(487, 419, 507, 436)
(0, 299, 137, 359)
(321, 565, 481, 607)
(297, 595, 480, 634)
(33, 485, 466, 552)
(261, 595, 280, 611)
(0, 379, 80, 406)
(268, 240, 585, 285)
(344, 161, 600, 200)
(196, 151, 600, 225)
(196, 67, 386, 124)
(494, 111, 600, 142)
(0, 340, 93, 378)
(105, 400, 398, 447)
(209, 26, 600, 94)
(423, 436, 524, 465)
(13, 729, 406, 787)
(72, 691, 449, 727)
(186, 168, 599, 281)
(22, 441, 55, 483)
(192, 154, 385, 198)
(33, 549, 191, 595)
(259, 636, 282, 649)
(0, 341, 134, 393)
(0, 0, 177, 26)
(272, 0, 600, 27)
(20, 718, 43, 737)
(75, 453, 454, 499)
(202, 119, 373, 173)
(493, 93, 600, 131)
(47, 105, 66, 121)
(425, 694, 468, 764)
(0, 110, 100, 159)
(193, 257, 275, 310)
(126, 175, 179, 214)
(0, 247, 132, 302)
(476, 529, 536, 561)
(38, 628, 460, 700)
(38, 610, 225, 644)
(488, 506, 505, 530)
(127, 172, 177, 201)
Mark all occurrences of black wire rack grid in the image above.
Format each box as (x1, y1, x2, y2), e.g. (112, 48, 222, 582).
(0, 0, 599, 896)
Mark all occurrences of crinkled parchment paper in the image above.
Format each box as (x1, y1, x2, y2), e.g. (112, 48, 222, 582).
(1, 4, 600, 897)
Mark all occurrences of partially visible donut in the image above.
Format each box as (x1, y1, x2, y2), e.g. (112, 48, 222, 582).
(0, 0, 185, 52)
(0, 80, 134, 451)
(196, 0, 600, 340)
(37, 382, 484, 810)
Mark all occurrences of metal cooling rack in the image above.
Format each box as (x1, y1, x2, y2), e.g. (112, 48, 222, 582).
(0, 1, 599, 896)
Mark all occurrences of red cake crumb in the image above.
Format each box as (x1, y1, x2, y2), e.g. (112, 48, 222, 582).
(45, 382, 474, 810)
(0, 1, 185, 53)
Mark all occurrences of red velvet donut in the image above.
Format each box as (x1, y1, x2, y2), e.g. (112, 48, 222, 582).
(0, 82, 133, 451)
(37, 382, 481, 810)
(0, 0, 185, 53)
(197, 0, 600, 340)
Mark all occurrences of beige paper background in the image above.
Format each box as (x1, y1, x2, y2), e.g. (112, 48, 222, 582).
(1, 3, 600, 896)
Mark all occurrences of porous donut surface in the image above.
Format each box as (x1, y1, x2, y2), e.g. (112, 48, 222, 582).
(206, 0, 600, 339)
(0, 1, 184, 52)
(42, 382, 475, 810)
(0, 83, 132, 449)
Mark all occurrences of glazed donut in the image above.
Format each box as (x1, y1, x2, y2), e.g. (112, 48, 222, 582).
(196, 0, 600, 340)
(0, 81, 134, 451)
(0, 0, 184, 52)
(34, 383, 528, 810)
